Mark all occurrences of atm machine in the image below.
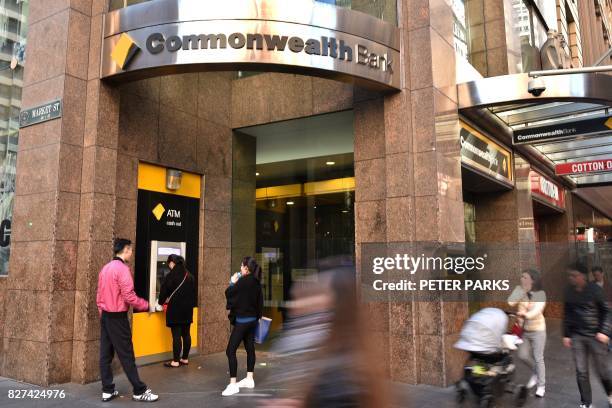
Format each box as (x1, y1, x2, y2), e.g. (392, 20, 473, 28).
(132, 163, 200, 363)
(148, 240, 186, 312)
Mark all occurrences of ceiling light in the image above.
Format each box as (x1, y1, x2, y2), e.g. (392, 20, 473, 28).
(326, 161, 335, 166)
(255, 172, 260, 176)
(286, 201, 294, 206)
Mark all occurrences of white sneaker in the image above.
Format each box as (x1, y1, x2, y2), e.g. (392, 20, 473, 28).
(237, 377, 255, 388)
(102, 390, 118, 402)
(526, 374, 537, 389)
(579, 404, 592, 408)
(535, 386, 545, 397)
(221, 383, 240, 396)
(132, 389, 158, 402)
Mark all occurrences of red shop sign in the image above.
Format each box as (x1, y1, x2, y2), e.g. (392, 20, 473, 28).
(555, 158, 612, 176)
(530, 171, 565, 209)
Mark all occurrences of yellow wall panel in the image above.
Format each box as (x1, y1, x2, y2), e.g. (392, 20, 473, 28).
(132, 308, 198, 358)
(138, 162, 201, 198)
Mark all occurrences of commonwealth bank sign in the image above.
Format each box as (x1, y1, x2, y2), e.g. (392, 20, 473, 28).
(101, 0, 401, 91)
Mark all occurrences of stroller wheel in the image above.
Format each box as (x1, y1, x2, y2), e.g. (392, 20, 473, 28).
(514, 385, 528, 407)
(479, 396, 494, 408)
(455, 381, 467, 404)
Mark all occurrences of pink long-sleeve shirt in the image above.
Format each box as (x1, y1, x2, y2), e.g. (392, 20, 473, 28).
(96, 258, 149, 315)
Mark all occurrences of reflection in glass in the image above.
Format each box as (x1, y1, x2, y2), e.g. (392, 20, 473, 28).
(108, 0, 397, 24)
(0, 0, 28, 276)
(232, 111, 355, 330)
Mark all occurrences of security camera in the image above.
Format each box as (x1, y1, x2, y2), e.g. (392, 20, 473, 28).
(528, 76, 546, 96)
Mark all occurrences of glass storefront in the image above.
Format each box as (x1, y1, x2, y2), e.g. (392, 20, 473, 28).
(109, 0, 398, 24)
(232, 111, 355, 329)
(0, 0, 28, 276)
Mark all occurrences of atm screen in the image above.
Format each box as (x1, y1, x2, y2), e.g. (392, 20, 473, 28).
(158, 247, 181, 256)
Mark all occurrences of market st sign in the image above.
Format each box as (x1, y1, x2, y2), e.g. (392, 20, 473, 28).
(101, 0, 401, 90)
(555, 158, 612, 176)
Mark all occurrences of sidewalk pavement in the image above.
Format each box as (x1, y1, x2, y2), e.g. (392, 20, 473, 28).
(0, 320, 609, 407)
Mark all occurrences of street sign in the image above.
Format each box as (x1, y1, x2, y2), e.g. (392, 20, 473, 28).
(555, 158, 612, 176)
(513, 115, 612, 145)
(19, 99, 62, 128)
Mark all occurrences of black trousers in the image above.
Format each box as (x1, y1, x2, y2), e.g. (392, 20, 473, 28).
(100, 312, 147, 395)
(571, 334, 612, 405)
(226, 321, 257, 378)
(170, 324, 191, 362)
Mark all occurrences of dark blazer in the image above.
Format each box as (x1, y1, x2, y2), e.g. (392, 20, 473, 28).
(159, 268, 196, 327)
(225, 274, 263, 324)
(563, 282, 611, 338)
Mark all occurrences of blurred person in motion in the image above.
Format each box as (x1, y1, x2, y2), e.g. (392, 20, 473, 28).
(563, 262, 611, 408)
(96, 238, 159, 402)
(261, 265, 390, 408)
(592, 266, 612, 303)
(222, 256, 263, 396)
(507, 268, 547, 397)
(158, 254, 196, 368)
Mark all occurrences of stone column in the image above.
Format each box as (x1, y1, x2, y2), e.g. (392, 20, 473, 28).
(1, 0, 101, 385)
(72, 0, 122, 384)
(354, 0, 468, 387)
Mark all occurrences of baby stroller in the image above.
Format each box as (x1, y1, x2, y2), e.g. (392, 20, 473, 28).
(454, 308, 528, 408)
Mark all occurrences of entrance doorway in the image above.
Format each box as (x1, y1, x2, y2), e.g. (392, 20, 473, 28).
(232, 111, 355, 330)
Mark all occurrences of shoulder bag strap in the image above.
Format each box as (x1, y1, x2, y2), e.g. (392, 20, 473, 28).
(165, 273, 188, 304)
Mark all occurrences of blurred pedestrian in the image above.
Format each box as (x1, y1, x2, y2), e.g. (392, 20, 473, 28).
(508, 268, 547, 397)
(158, 254, 196, 368)
(222, 256, 263, 396)
(96, 238, 159, 402)
(563, 262, 611, 408)
(592, 266, 612, 303)
(261, 267, 390, 408)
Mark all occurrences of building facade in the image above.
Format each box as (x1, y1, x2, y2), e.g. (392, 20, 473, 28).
(0, 0, 610, 387)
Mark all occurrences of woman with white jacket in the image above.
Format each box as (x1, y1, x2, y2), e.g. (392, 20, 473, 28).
(508, 268, 547, 398)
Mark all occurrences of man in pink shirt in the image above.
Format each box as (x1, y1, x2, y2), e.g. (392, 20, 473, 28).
(96, 238, 158, 403)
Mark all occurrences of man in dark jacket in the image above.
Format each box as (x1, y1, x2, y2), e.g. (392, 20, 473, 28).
(563, 262, 611, 408)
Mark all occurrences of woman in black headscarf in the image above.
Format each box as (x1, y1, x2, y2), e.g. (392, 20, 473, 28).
(158, 254, 196, 368)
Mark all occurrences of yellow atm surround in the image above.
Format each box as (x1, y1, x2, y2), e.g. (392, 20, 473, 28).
(133, 163, 201, 361)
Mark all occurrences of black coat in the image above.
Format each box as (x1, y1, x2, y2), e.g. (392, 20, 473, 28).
(225, 274, 263, 324)
(159, 268, 196, 327)
(563, 282, 611, 338)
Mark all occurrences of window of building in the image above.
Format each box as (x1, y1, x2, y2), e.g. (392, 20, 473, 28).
(511, 0, 550, 72)
(232, 111, 355, 329)
(108, 0, 397, 24)
(0, 0, 27, 276)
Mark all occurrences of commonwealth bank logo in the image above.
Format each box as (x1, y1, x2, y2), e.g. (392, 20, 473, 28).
(152, 203, 165, 221)
(111, 33, 140, 70)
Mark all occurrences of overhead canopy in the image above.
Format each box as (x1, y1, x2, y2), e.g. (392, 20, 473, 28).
(458, 72, 612, 218)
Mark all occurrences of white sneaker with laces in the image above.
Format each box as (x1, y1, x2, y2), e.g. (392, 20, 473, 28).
(579, 404, 592, 408)
(237, 377, 255, 388)
(221, 383, 240, 396)
(102, 390, 119, 402)
(132, 389, 158, 402)
(535, 386, 545, 397)
(526, 374, 537, 389)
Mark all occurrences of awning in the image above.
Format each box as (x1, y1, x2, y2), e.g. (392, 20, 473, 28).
(458, 72, 612, 218)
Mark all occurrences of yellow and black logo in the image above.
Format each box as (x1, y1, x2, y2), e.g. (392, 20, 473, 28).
(111, 33, 140, 70)
(152, 203, 165, 221)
